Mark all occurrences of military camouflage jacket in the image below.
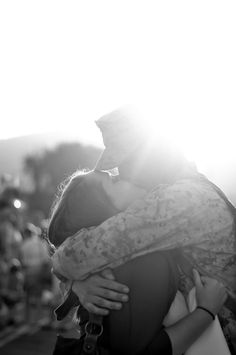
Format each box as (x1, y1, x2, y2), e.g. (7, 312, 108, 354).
(52, 175, 236, 351)
(52, 176, 236, 293)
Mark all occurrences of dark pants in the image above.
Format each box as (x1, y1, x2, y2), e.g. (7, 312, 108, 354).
(53, 251, 179, 355)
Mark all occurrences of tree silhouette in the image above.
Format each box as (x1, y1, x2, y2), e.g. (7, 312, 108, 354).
(24, 142, 102, 216)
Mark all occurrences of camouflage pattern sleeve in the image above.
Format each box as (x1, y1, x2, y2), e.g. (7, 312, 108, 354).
(52, 178, 235, 291)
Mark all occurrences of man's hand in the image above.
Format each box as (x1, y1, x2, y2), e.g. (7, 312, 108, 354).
(72, 269, 129, 315)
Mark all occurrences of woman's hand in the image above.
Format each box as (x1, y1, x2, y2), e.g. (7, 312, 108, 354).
(165, 270, 228, 355)
(72, 269, 129, 315)
(193, 269, 227, 315)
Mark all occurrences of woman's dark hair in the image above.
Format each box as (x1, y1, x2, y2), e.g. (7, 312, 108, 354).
(48, 170, 118, 247)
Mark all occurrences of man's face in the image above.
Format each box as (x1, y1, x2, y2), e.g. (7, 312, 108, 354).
(118, 141, 178, 189)
(118, 152, 161, 190)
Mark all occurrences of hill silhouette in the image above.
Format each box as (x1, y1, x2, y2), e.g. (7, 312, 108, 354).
(0, 132, 99, 176)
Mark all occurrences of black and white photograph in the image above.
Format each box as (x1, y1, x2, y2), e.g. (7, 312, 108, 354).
(0, 1, 235, 354)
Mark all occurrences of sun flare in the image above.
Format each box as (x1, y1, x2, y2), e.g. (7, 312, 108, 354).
(133, 106, 235, 175)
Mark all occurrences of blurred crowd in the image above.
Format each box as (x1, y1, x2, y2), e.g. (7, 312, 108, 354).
(0, 201, 61, 332)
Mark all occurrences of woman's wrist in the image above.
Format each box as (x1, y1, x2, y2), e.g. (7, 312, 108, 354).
(196, 306, 215, 320)
(194, 307, 214, 323)
(166, 306, 214, 355)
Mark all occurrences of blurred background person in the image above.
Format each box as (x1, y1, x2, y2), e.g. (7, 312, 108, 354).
(20, 223, 51, 322)
(3, 259, 25, 326)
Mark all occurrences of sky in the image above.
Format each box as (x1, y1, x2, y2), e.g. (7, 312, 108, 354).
(0, 1, 236, 181)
